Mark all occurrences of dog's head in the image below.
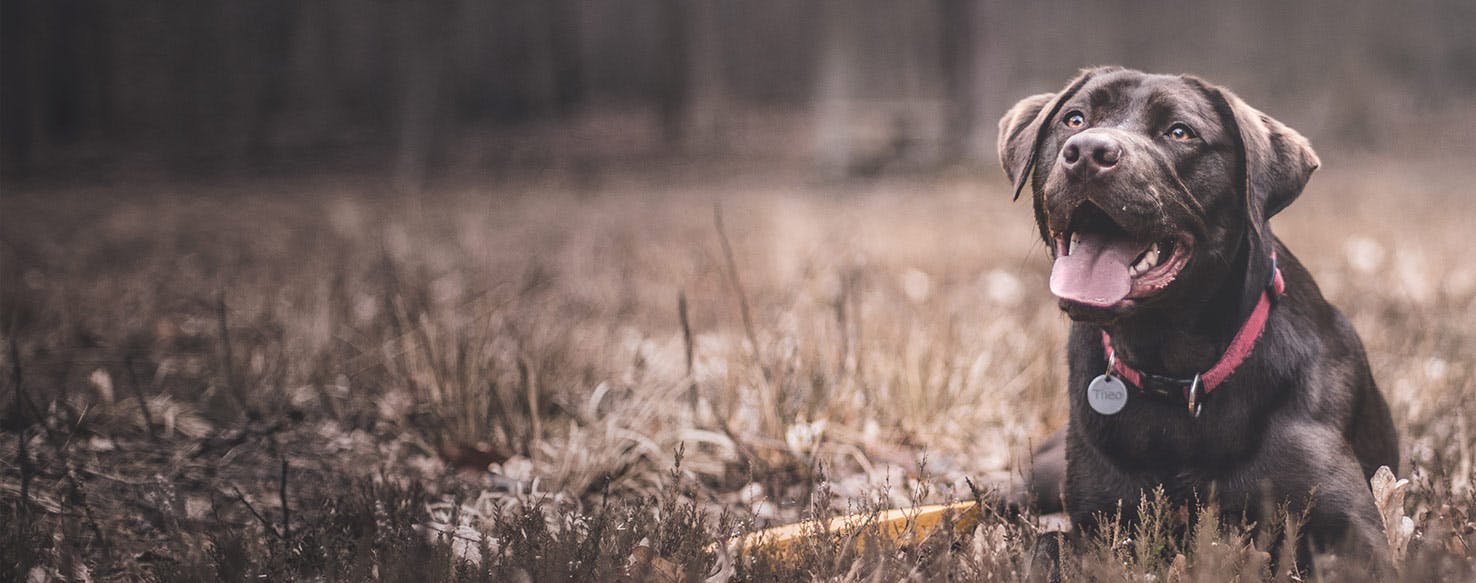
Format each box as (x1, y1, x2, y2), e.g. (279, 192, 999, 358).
(998, 67, 1319, 323)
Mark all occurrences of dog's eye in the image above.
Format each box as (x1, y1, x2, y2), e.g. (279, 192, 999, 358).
(1167, 123, 1197, 141)
(1063, 111, 1086, 129)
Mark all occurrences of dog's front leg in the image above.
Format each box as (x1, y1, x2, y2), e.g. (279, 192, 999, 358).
(1237, 420, 1395, 579)
(1023, 425, 1154, 581)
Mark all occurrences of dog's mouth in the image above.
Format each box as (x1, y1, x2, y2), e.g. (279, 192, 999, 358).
(1049, 202, 1192, 309)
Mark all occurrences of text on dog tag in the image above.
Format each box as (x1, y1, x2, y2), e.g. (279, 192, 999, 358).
(1087, 374, 1128, 415)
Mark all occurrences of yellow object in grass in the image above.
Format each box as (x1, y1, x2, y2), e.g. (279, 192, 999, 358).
(729, 500, 983, 558)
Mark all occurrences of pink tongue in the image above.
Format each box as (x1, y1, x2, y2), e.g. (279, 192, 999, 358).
(1050, 232, 1143, 308)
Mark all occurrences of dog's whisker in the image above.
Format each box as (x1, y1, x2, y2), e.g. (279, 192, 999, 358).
(1157, 159, 1208, 224)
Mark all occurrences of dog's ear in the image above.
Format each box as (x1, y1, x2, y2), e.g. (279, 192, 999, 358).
(1190, 78, 1319, 312)
(1195, 81, 1320, 224)
(997, 68, 1110, 201)
(997, 92, 1055, 187)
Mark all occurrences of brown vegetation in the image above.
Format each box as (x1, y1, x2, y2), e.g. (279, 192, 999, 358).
(3, 160, 1475, 580)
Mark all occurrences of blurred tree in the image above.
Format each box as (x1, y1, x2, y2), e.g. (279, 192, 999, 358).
(655, 0, 691, 146)
(938, 0, 978, 164)
(813, 0, 858, 178)
(391, 1, 450, 193)
(2, 0, 1474, 181)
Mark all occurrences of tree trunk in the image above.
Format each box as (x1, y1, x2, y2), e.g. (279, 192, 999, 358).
(655, 0, 691, 147)
(938, 0, 977, 164)
(813, 0, 856, 177)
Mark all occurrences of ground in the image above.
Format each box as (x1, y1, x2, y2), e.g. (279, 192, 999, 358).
(2, 159, 1474, 581)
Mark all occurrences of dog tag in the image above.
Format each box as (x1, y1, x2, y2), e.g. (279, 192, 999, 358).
(1087, 374, 1128, 415)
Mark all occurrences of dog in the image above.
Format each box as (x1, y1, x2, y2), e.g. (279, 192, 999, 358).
(997, 67, 1399, 574)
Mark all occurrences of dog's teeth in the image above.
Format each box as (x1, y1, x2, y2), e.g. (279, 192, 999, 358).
(1131, 243, 1161, 276)
(1068, 234, 1079, 256)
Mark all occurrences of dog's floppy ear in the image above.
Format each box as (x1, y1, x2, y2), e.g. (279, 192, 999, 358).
(1190, 78, 1319, 312)
(997, 68, 1107, 201)
(1193, 80, 1320, 226)
(997, 92, 1054, 188)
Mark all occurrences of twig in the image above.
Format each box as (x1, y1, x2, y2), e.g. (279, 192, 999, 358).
(678, 291, 698, 412)
(713, 202, 776, 409)
(519, 357, 541, 456)
(712, 203, 761, 355)
(834, 276, 850, 378)
(964, 475, 1014, 526)
(65, 468, 111, 561)
(187, 420, 284, 460)
(378, 253, 419, 396)
(713, 413, 769, 480)
(12, 342, 31, 516)
(399, 295, 450, 403)
(279, 457, 290, 539)
(215, 290, 250, 416)
(7, 343, 46, 429)
(124, 356, 158, 441)
(847, 270, 864, 377)
(231, 484, 282, 539)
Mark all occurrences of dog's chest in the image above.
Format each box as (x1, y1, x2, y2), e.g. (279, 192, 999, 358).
(1081, 401, 1258, 473)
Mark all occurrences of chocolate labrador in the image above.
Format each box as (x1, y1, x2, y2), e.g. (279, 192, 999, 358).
(997, 68, 1399, 574)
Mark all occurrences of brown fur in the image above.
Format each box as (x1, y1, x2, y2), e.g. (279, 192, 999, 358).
(998, 68, 1398, 576)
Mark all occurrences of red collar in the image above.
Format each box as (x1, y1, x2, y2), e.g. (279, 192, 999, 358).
(1101, 253, 1286, 412)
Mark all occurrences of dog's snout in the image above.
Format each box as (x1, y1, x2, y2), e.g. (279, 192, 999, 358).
(1061, 132, 1123, 180)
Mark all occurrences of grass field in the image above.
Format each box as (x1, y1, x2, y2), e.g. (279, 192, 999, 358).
(3, 159, 1474, 581)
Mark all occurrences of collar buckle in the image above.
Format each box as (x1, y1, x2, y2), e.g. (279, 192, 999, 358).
(1187, 374, 1203, 418)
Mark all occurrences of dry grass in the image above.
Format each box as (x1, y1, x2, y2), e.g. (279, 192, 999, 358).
(2, 158, 1474, 581)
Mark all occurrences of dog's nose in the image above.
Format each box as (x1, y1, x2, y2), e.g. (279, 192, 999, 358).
(1060, 133, 1123, 180)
